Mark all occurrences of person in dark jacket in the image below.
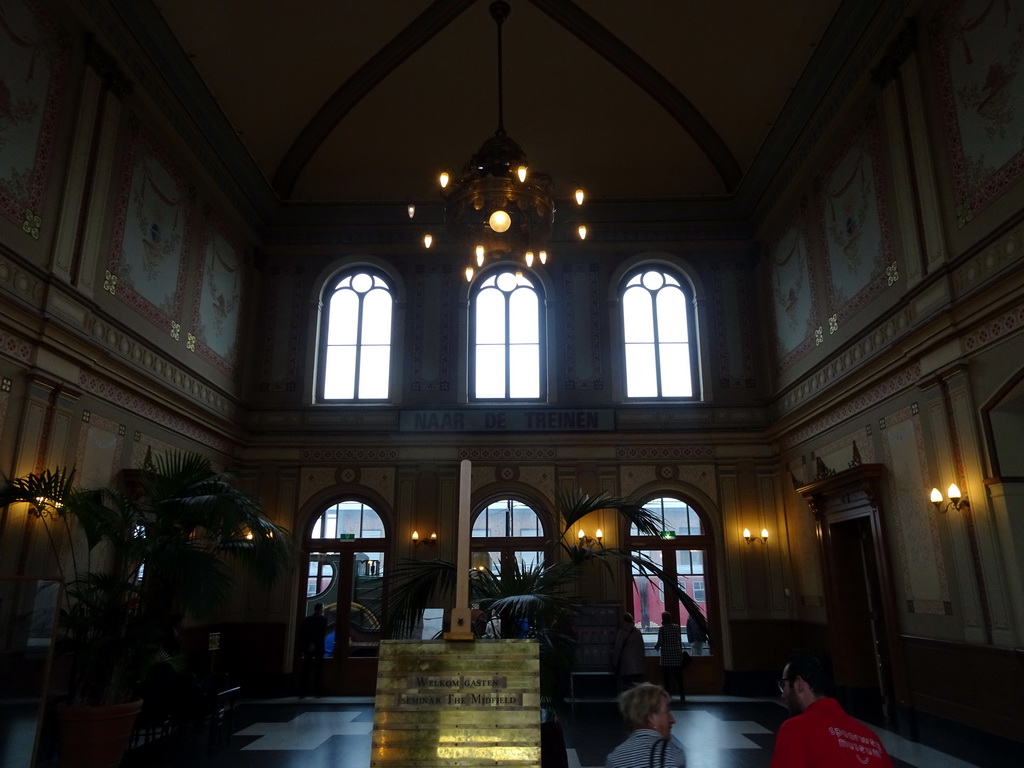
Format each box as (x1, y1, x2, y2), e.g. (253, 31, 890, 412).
(298, 603, 328, 696)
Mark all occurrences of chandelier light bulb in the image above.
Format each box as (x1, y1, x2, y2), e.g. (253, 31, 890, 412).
(465, 266, 474, 282)
(439, 171, 450, 189)
(930, 487, 943, 503)
(575, 188, 585, 206)
(761, 528, 769, 540)
(525, 251, 534, 267)
(539, 250, 547, 264)
(743, 528, 751, 539)
(476, 245, 485, 266)
(578, 224, 587, 240)
(423, 233, 433, 248)
(407, 203, 416, 218)
(947, 483, 961, 501)
(517, 165, 528, 182)
(489, 209, 512, 233)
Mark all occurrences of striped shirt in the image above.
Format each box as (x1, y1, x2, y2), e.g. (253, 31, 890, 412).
(605, 729, 686, 768)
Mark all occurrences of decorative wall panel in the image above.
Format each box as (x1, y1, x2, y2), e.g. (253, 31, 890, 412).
(882, 405, 950, 615)
(191, 216, 243, 375)
(75, 412, 124, 488)
(0, 0, 70, 231)
(108, 119, 192, 329)
(931, 0, 1024, 224)
(815, 114, 893, 323)
(769, 204, 818, 370)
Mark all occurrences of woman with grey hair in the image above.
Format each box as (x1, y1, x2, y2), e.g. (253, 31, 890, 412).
(605, 682, 686, 767)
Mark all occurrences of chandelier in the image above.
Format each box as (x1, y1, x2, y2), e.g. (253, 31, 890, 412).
(421, 1, 586, 281)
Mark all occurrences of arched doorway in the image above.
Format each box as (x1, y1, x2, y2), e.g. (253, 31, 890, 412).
(626, 495, 722, 693)
(302, 499, 389, 694)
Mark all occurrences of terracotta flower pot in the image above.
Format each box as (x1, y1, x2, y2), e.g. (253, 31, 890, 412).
(55, 700, 143, 768)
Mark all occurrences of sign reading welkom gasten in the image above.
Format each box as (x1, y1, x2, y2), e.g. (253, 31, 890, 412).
(371, 639, 540, 767)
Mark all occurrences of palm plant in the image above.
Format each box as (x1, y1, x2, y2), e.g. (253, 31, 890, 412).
(383, 488, 710, 703)
(0, 450, 293, 706)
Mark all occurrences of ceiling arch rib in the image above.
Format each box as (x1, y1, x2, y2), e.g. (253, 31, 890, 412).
(528, 0, 741, 193)
(272, 0, 477, 200)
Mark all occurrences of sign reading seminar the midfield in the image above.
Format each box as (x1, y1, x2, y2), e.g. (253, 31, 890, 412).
(400, 408, 615, 432)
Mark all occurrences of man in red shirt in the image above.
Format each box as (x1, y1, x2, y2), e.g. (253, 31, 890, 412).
(770, 652, 894, 767)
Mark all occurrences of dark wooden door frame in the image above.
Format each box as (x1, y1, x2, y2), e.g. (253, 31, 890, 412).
(798, 463, 909, 727)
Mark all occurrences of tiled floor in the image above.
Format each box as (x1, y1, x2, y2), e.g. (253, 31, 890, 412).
(108, 695, 1020, 768)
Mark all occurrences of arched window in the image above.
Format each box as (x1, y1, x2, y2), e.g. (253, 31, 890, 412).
(471, 498, 546, 574)
(471, 269, 542, 399)
(320, 270, 393, 400)
(304, 500, 388, 660)
(628, 496, 715, 656)
(621, 267, 697, 398)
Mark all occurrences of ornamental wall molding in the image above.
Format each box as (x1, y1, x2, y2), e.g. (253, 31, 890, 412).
(779, 362, 921, 451)
(779, 304, 914, 415)
(78, 371, 234, 453)
(88, 317, 234, 417)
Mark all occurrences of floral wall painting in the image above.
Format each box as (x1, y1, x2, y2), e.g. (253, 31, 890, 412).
(109, 123, 190, 328)
(193, 225, 242, 372)
(817, 122, 890, 321)
(0, 0, 69, 227)
(770, 214, 817, 369)
(932, 0, 1024, 223)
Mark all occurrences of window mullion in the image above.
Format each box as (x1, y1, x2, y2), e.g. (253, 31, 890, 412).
(650, 286, 663, 398)
(352, 293, 365, 398)
(504, 292, 513, 398)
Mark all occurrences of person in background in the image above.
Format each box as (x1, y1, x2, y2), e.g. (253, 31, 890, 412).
(770, 651, 894, 767)
(612, 612, 647, 691)
(298, 602, 328, 697)
(654, 611, 687, 701)
(605, 682, 686, 768)
(685, 612, 707, 656)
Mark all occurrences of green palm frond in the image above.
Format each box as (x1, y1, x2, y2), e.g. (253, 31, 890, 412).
(382, 558, 459, 638)
(471, 560, 579, 637)
(0, 450, 295, 705)
(555, 487, 661, 539)
(625, 549, 711, 641)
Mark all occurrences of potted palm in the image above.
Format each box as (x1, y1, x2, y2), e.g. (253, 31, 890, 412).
(385, 488, 710, 701)
(384, 488, 710, 768)
(0, 450, 292, 768)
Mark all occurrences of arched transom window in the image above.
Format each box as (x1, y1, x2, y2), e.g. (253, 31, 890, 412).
(471, 498, 546, 573)
(321, 270, 393, 401)
(472, 269, 542, 399)
(621, 268, 697, 399)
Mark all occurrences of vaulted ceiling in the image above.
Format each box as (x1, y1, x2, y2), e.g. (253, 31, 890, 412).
(108, 0, 888, 225)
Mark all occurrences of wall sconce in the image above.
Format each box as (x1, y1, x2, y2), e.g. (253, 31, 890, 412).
(930, 484, 969, 513)
(577, 528, 603, 547)
(744, 527, 768, 544)
(412, 530, 438, 545)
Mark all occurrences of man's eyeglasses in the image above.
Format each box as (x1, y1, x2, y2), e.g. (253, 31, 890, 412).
(776, 676, 796, 692)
